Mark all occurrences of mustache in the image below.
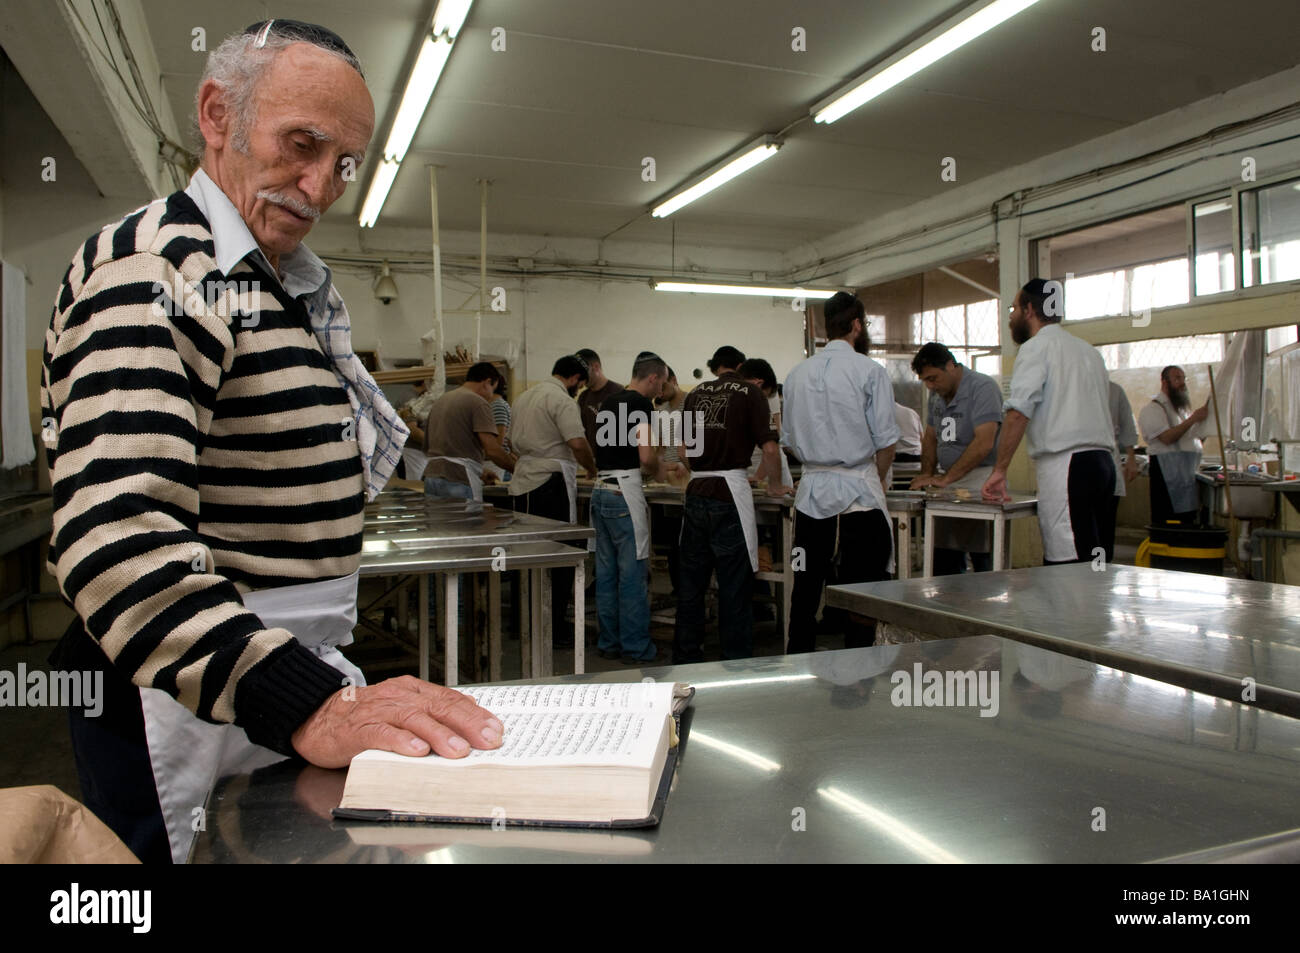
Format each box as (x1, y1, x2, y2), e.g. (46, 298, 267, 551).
(256, 190, 320, 221)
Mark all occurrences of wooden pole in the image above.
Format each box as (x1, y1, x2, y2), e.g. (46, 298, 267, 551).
(1207, 364, 1242, 573)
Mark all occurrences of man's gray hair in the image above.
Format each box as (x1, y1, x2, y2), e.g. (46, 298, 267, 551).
(192, 24, 364, 154)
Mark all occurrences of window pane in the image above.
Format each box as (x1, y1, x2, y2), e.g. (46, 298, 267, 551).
(1193, 199, 1235, 295)
(1267, 325, 1298, 353)
(1130, 259, 1189, 312)
(965, 299, 999, 346)
(1065, 271, 1127, 320)
(1243, 177, 1300, 289)
(1097, 333, 1224, 371)
(936, 305, 964, 344)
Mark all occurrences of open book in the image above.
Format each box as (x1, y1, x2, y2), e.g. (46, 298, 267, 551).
(334, 682, 693, 828)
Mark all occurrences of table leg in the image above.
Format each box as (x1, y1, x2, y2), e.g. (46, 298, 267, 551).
(518, 570, 530, 677)
(444, 572, 459, 687)
(488, 570, 502, 683)
(418, 574, 429, 681)
(781, 506, 793, 652)
(897, 513, 912, 580)
(573, 560, 585, 675)
(992, 515, 1006, 571)
(525, 569, 541, 679)
(923, 509, 935, 578)
(538, 568, 553, 677)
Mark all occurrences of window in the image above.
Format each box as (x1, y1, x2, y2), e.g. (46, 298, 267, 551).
(1242, 177, 1300, 289)
(1192, 199, 1235, 295)
(1097, 334, 1223, 371)
(910, 298, 1000, 367)
(1267, 324, 1298, 353)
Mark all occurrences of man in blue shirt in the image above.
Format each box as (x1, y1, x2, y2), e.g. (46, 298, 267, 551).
(782, 292, 900, 653)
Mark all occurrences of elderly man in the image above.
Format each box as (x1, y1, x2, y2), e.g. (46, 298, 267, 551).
(1138, 365, 1210, 526)
(41, 20, 501, 864)
(982, 279, 1116, 563)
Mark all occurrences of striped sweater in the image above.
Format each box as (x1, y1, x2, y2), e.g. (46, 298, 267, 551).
(42, 190, 365, 754)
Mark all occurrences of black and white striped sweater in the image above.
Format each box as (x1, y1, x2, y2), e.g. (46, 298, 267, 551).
(42, 190, 365, 754)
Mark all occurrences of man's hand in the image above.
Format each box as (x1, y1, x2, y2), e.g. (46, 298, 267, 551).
(981, 468, 1011, 503)
(291, 676, 504, 769)
(584, 466, 598, 480)
(481, 471, 498, 486)
(1123, 455, 1139, 484)
(910, 474, 943, 490)
(1190, 404, 1209, 424)
(765, 480, 794, 498)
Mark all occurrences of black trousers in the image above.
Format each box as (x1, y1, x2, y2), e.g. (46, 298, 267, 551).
(1044, 449, 1117, 565)
(51, 618, 171, 864)
(512, 472, 581, 643)
(1149, 455, 1199, 526)
(788, 508, 892, 654)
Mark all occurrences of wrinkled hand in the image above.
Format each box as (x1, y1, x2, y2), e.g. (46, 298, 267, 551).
(1191, 405, 1209, 424)
(981, 469, 1011, 503)
(1123, 457, 1139, 483)
(291, 676, 504, 769)
(766, 482, 795, 498)
(910, 474, 944, 490)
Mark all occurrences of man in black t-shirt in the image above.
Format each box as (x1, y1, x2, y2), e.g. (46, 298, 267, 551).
(675, 350, 786, 663)
(591, 353, 669, 663)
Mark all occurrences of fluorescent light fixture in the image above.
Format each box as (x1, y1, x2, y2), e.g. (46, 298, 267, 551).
(433, 0, 472, 38)
(1194, 201, 1231, 217)
(654, 281, 836, 299)
(818, 786, 965, 863)
(359, 158, 400, 227)
(359, 1, 472, 228)
(651, 137, 781, 218)
(813, 0, 1042, 124)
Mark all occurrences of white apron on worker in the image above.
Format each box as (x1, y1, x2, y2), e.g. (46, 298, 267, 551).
(138, 569, 364, 864)
(689, 469, 759, 572)
(1034, 449, 1084, 563)
(1155, 451, 1201, 514)
(401, 446, 430, 481)
(931, 465, 995, 554)
(598, 469, 651, 560)
(802, 463, 895, 572)
(427, 455, 483, 502)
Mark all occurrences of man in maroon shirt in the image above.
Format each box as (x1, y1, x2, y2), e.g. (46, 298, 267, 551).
(673, 348, 787, 663)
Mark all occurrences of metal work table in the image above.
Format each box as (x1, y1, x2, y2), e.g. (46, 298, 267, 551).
(921, 491, 1037, 576)
(0, 493, 53, 643)
(1261, 478, 1300, 515)
(885, 491, 926, 580)
(192, 635, 1300, 863)
(826, 563, 1300, 716)
(362, 490, 594, 684)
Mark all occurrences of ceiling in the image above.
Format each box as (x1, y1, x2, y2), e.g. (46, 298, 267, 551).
(136, 0, 1300, 253)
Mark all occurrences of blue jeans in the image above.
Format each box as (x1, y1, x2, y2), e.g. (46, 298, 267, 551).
(424, 476, 473, 500)
(674, 495, 753, 664)
(592, 488, 653, 660)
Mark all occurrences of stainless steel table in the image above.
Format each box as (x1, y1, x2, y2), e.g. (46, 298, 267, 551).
(826, 563, 1300, 716)
(192, 636, 1300, 863)
(362, 491, 594, 683)
(921, 492, 1037, 576)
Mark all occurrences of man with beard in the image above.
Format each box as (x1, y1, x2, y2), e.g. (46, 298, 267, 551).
(782, 292, 899, 652)
(509, 355, 598, 643)
(982, 279, 1116, 564)
(1138, 365, 1209, 525)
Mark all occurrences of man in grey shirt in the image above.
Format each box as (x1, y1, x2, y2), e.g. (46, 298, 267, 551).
(910, 343, 1003, 573)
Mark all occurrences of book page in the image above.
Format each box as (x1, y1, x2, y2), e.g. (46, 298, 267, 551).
(353, 708, 664, 768)
(457, 681, 674, 715)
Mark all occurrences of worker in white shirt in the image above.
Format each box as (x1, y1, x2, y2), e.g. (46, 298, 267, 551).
(1107, 380, 1140, 557)
(1137, 365, 1209, 526)
(982, 279, 1116, 564)
(782, 292, 899, 653)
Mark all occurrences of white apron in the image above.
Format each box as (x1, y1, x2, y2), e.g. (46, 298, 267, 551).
(138, 569, 365, 864)
(932, 465, 995, 553)
(597, 469, 651, 560)
(689, 468, 759, 572)
(1034, 449, 1079, 562)
(401, 447, 430, 481)
(427, 455, 483, 501)
(802, 463, 895, 572)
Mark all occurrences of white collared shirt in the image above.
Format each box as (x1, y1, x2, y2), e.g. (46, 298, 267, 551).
(1138, 391, 1204, 456)
(1004, 324, 1114, 459)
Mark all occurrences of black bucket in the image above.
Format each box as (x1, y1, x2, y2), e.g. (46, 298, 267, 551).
(1144, 524, 1228, 575)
